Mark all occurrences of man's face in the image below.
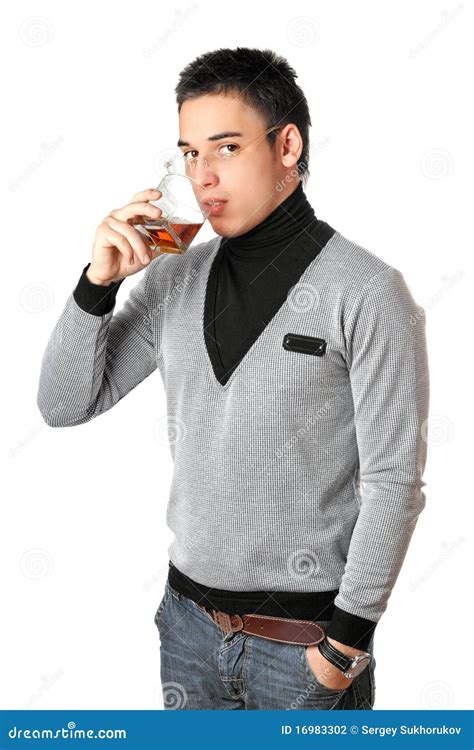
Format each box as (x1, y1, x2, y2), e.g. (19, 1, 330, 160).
(178, 93, 289, 238)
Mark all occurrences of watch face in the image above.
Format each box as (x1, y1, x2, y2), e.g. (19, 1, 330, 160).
(347, 654, 370, 678)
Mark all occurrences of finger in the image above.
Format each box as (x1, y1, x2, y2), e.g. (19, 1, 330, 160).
(101, 225, 135, 265)
(110, 201, 162, 224)
(105, 215, 151, 264)
(130, 188, 162, 203)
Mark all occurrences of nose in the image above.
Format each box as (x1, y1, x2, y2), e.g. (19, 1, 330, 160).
(193, 158, 219, 191)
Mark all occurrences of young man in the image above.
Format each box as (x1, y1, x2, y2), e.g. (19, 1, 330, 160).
(37, 47, 430, 710)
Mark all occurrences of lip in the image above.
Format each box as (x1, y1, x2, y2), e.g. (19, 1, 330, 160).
(202, 198, 228, 216)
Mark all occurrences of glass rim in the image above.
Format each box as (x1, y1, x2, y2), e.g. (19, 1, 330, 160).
(155, 172, 212, 220)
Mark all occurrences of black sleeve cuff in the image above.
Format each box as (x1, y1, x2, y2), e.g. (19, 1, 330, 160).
(325, 605, 377, 651)
(73, 263, 125, 316)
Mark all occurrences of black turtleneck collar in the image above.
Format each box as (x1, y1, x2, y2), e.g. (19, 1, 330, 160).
(220, 181, 319, 260)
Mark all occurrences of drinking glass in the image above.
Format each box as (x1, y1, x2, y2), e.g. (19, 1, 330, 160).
(132, 173, 211, 254)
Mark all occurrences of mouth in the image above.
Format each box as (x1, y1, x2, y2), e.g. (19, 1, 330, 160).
(202, 198, 228, 217)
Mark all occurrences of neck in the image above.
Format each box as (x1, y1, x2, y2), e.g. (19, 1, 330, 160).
(222, 180, 318, 259)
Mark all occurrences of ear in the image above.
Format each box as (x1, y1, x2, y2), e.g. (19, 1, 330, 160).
(278, 123, 303, 169)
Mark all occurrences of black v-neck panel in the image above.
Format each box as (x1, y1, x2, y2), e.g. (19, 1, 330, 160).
(204, 219, 336, 387)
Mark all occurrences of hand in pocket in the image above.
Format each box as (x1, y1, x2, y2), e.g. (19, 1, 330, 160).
(304, 644, 354, 692)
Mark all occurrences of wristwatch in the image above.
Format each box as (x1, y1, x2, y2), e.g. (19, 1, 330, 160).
(318, 637, 371, 679)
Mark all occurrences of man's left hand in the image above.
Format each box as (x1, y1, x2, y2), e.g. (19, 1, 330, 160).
(305, 636, 365, 691)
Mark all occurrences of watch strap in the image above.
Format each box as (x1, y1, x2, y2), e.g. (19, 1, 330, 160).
(318, 636, 356, 672)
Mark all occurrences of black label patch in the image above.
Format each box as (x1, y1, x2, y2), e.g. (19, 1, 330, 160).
(282, 333, 327, 356)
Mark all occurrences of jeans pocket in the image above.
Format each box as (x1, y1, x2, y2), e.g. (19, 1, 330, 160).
(367, 660, 376, 707)
(297, 644, 350, 710)
(302, 644, 350, 694)
(167, 581, 182, 600)
(154, 583, 171, 628)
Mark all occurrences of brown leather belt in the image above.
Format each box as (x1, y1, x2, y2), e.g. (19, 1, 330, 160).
(196, 603, 326, 646)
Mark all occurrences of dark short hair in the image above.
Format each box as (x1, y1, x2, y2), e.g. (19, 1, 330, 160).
(175, 47, 311, 184)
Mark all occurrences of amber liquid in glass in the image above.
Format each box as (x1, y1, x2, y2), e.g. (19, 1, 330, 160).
(133, 217, 203, 254)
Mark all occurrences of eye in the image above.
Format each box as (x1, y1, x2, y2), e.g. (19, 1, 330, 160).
(218, 143, 240, 157)
(183, 149, 198, 161)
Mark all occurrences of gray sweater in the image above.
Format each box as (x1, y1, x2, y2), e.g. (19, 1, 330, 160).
(37, 230, 430, 631)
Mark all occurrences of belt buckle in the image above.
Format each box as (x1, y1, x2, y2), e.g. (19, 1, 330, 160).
(196, 603, 244, 634)
(212, 610, 244, 634)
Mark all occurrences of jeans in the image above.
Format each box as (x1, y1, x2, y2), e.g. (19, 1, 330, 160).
(154, 580, 377, 710)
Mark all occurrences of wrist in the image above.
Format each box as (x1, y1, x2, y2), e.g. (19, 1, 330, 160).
(85, 267, 118, 286)
(326, 636, 366, 658)
(318, 637, 371, 679)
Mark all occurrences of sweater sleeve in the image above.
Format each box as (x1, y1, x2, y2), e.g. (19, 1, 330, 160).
(73, 263, 126, 316)
(37, 258, 165, 428)
(325, 266, 430, 650)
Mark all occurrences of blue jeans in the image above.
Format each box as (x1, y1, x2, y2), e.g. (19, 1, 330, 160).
(154, 580, 377, 710)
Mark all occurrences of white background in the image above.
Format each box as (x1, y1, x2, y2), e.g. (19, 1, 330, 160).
(1, 0, 472, 711)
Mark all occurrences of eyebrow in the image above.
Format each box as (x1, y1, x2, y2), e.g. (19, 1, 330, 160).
(177, 131, 244, 147)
